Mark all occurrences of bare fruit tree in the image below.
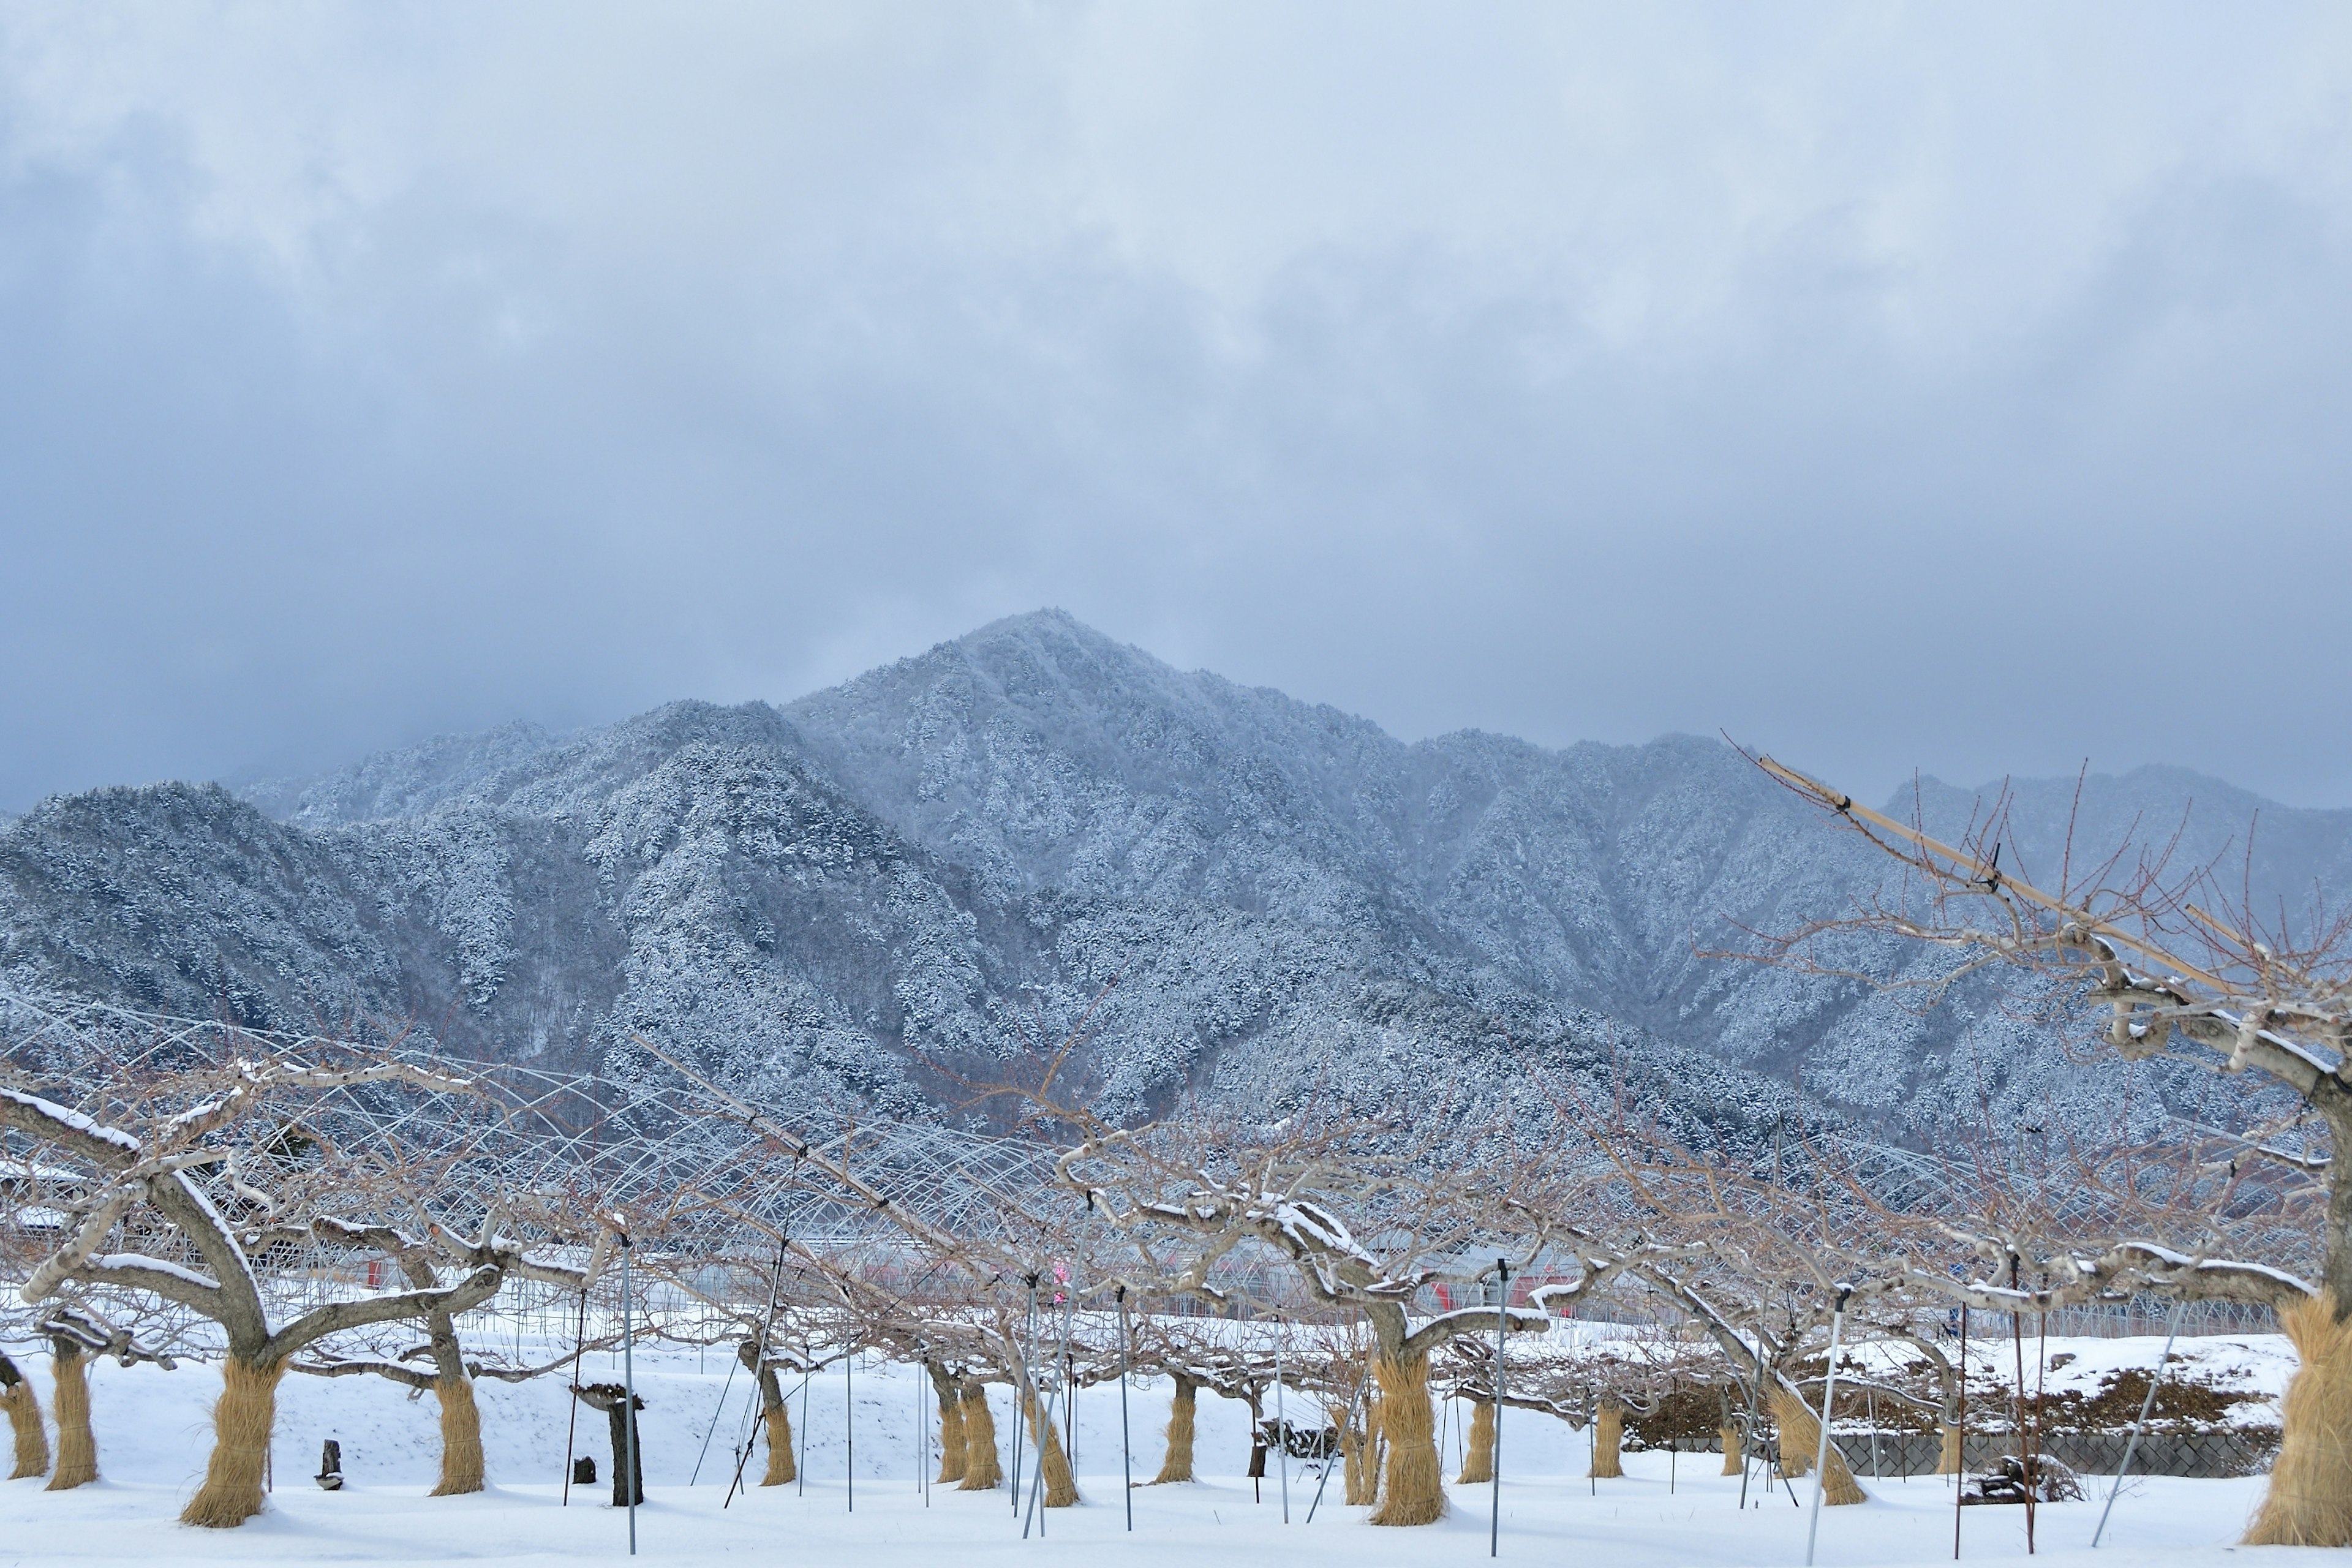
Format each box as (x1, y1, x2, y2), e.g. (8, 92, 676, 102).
(1749, 755, 2352, 1545)
(1, 1058, 507, 1526)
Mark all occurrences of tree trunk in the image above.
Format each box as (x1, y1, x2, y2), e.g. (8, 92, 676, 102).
(1152, 1375, 1196, 1483)
(1719, 1424, 1741, 1476)
(46, 1338, 97, 1491)
(429, 1374, 486, 1496)
(1767, 1384, 1864, 1506)
(957, 1382, 1001, 1490)
(1, 1351, 48, 1480)
(1456, 1398, 1495, 1485)
(1368, 1353, 1444, 1526)
(757, 1364, 796, 1487)
(1589, 1396, 1624, 1479)
(929, 1364, 965, 1484)
(605, 1402, 644, 1507)
(181, 1358, 283, 1526)
(421, 1309, 484, 1496)
(1022, 1384, 1077, 1507)
(1937, 1422, 1963, 1476)
(2245, 1289, 2352, 1546)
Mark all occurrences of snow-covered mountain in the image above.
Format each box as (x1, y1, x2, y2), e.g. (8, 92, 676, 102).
(0, 611, 2325, 1144)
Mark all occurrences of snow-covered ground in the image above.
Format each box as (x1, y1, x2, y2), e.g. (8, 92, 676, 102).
(0, 1332, 2331, 1568)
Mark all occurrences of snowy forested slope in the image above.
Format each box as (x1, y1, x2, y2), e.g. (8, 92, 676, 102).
(0, 611, 2329, 1144)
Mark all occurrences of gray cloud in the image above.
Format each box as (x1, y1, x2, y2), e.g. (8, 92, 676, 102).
(4, 2, 2351, 810)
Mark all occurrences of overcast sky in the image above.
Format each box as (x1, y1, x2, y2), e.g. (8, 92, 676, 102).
(4, 4, 2350, 813)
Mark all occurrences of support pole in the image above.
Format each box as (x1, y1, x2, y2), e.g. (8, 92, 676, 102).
(1012, 1278, 1037, 1516)
(563, 1286, 588, 1506)
(1804, 1286, 1850, 1568)
(1020, 1292, 1074, 1541)
(846, 1347, 854, 1513)
(620, 1226, 639, 1558)
(719, 1239, 789, 1502)
(1954, 1306, 1969, 1561)
(1276, 1314, 1291, 1523)
(1736, 1337, 1763, 1510)
(1118, 1286, 1133, 1532)
(2092, 1300, 2185, 1548)
(1491, 1258, 1507, 1558)
(2010, 1260, 2034, 1555)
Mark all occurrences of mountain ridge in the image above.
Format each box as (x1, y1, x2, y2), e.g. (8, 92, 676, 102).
(2, 610, 2316, 1147)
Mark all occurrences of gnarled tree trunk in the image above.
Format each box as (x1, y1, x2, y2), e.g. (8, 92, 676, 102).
(1, 1351, 48, 1480)
(570, 1384, 644, 1506)
(928, 1363, 964, 1484)
(46, 1336, 97, 1491)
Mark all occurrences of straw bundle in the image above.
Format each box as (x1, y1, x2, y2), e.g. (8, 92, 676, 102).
(933, 1379, 965, 1484)
(46, 1343, 96, 1491)
(2245, 1291, 2352, 1547)
(1767, 1384, 1865, 1506)
(1368, 1354, 1444, 1526)
(957, 1384, 1001, 1490)
(2, 1355, 48, 1479)
(429, 1374, 485, 1496)
(1152, 1376, 1196, 1483)
(1588, 1400, 1623, 1479)
(1455, 1400, 1494, 1485)
(181, 1360, 284, 1527)
(761, 1395, 796, 1486)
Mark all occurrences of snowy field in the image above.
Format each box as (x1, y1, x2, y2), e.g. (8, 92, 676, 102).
(0, 1331, 2331, 1568)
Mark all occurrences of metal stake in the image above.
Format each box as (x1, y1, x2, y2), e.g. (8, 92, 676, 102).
(1804, 1286, 1850, 1567)
(2092, 1300, 2186, 1548)
(620, 1225, 639, 1556)
(1118, 1286, 1133, 1531)
(1276, 1314, 1291, 1523)
(1491, 1258, 1507, 1558)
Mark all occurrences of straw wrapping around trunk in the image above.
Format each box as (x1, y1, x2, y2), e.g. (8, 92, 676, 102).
(1023, 1386, 1078, 1507)
(1719, 1423, 1741, 1476)
(1152, 1377, 1196, 1484)
(47, 1344, 97, 1491)
(4, 1360, 49, 1480)
(1937, 1422, 1963, 1476)
(957, 1384, 1001, 1490)
(1456, 1400, 1495, 1485)
(1369, 1354, 1444, 1526)
(430, 1374, 486, 1496)
(1768, 1384, 1865, 1506)
(933, 1378, 965, 1483)
(181, 1360, 284, 1527)
(1589, 1401, 1624, 1479)
(2245, 1291, 2352, 1547)
(761, 1401, 796, 1485)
